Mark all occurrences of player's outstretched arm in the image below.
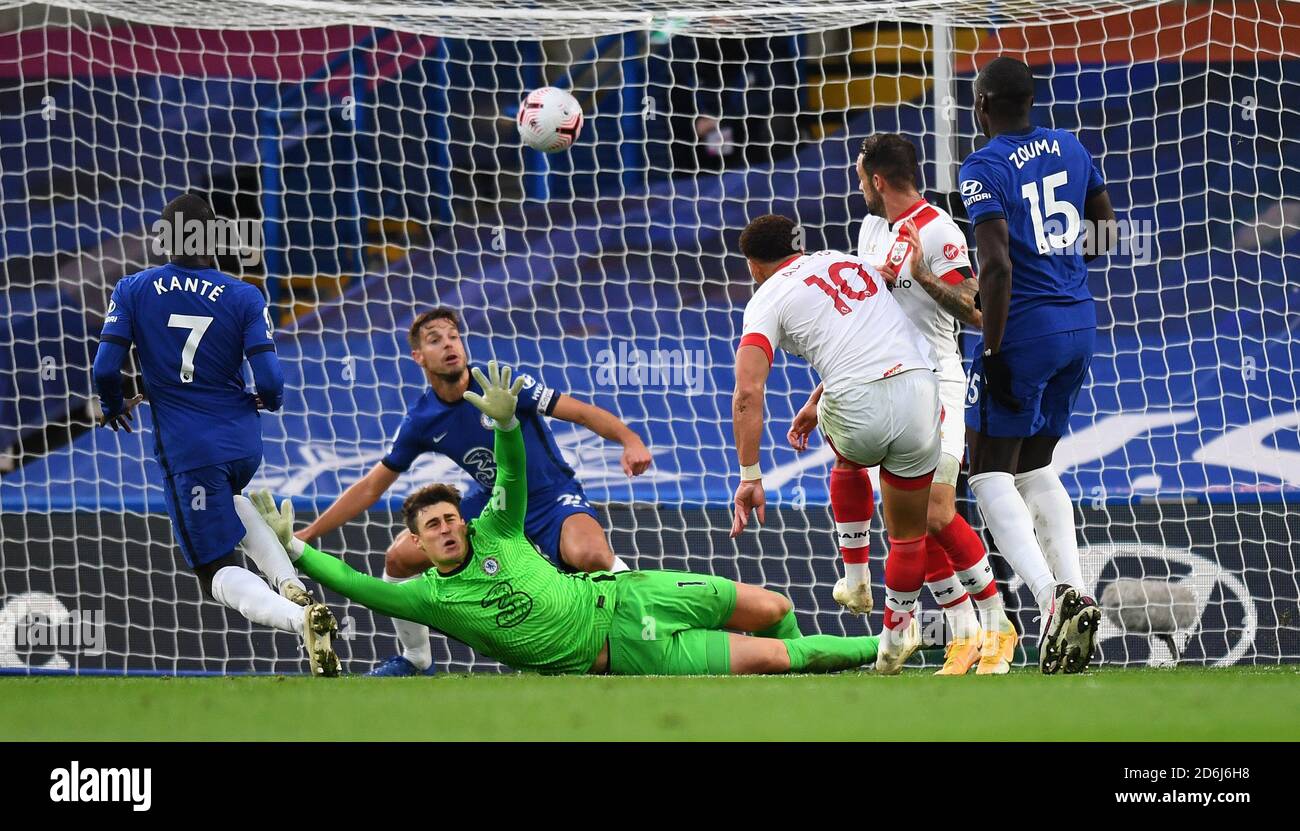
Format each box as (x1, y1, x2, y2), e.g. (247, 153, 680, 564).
(464, 361, 528, 538)
(251, 490, 433, 625)
(550, 395, 652, 476)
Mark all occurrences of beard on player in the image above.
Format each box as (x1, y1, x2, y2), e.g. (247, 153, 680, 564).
(856, 154, 888, 219)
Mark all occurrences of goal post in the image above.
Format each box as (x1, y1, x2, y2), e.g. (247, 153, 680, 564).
(0, 0, 1297, 673)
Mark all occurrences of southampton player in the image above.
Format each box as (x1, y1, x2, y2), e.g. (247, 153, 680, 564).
(252, 362, 884, 676)
(297, 307, 652, 676)
(92, 193, 340, 676)
(790, 133, 1017, 675)
(959, 57, 1116, 673)
(730, 214, 941, 674)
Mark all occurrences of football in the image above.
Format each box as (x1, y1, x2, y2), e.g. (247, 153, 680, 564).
(516, 86, 584, 153)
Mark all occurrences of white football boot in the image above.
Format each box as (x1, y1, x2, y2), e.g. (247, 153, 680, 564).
(875, 615, 921, 675)
(833, 577, 873, 616)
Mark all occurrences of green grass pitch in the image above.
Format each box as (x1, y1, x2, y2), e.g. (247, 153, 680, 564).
(2, 666, 1297, 741)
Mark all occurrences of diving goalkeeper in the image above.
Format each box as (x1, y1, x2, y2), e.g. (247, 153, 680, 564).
(247, 361, 883, 676)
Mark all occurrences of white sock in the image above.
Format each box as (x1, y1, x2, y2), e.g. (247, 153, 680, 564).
(233, 495, 306, 596)
(944, 600, 980, 640)
(880, 610, 917, 653)
(611, 555, 632, 573)
(969, 472, 1056, 614)
(974, 600, 1013, 633)
(1015, 465, 1085, 591)
(844, 561, 869, 586)
(211, 565, 305, 634)
(383, 571, 433, 670)
(881, 583, 920, 653)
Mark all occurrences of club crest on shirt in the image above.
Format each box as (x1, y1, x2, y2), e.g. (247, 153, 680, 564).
(483, 557, 500, 576)
(944, 243, 961, 260)
(888, 240, 909, 267)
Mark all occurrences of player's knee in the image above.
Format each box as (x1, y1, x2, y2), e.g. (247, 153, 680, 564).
(760, 590, 792, 627)
(762, 639, 793, 673)
(385, 533, 431, 579)
(193, 551, 243, 599)
(561, 542, 614, 573)
(926, 498, 957, 536)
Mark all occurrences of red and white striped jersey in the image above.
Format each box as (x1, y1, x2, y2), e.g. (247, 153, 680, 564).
(857, 199, 973, 374)
(739, 249, 934, 394)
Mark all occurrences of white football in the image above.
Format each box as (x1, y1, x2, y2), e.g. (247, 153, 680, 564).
(516, 87, 584, 153)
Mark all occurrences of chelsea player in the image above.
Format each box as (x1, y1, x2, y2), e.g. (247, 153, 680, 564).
(93, 193, 340, 675)
(958, 58, 1116, 674)
(297, 307, 653, 675)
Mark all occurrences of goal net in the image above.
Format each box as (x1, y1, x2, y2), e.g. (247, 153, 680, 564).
(1, 0, 1296, 673)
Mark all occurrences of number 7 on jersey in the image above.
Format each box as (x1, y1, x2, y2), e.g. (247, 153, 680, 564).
(168, 313, 213, 384)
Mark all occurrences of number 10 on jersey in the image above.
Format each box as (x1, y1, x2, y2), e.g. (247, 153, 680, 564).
(804, 261, 879, 315)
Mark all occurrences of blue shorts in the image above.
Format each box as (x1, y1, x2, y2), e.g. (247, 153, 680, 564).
(160, 455, 260, 568)
(460, 480, 599, 566)
(966, 328, 1095, 438)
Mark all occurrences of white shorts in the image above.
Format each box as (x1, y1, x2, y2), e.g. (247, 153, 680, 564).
(817, 368, 942, 481)
(937, 365, 967, 464)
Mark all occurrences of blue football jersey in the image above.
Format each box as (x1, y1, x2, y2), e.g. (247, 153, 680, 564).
(959, 125, 1106, 344)
(381, 371, 574, 493)
(99, 263, 275, 474)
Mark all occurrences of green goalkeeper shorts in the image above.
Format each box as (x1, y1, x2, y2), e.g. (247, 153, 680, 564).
(607, 570, 737, 676)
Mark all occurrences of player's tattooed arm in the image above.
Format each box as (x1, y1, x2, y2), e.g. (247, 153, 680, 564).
(914, 267, 981, 329)
(899, 220, 982, 328)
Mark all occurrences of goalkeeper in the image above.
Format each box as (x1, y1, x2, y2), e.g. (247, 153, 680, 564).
(249, 361, 882, 676)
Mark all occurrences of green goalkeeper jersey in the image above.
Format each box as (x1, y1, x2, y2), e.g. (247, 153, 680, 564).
(293, 421, 616, 674)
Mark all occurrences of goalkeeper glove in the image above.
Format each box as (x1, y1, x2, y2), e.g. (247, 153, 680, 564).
(251, 489, 302, 560)
(463, 360, 525, 429)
